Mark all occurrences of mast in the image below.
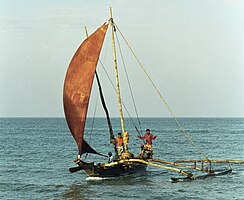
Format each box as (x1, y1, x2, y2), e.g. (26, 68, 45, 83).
(109, 7, 125, 134)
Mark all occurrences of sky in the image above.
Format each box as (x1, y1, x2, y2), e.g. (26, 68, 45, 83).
(0, 0, 244, 117)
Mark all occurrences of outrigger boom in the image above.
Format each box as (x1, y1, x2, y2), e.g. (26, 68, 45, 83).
(150, 159, 244, 172)
(70, 157, 244, 180)
(174, 159, 244, 164)
(126, 159, 193, 178)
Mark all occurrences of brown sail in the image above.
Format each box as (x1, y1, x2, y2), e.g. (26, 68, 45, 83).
(63, 22, 108, 155)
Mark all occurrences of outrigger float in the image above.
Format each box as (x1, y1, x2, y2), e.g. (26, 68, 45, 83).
(63, 8, 244, 181)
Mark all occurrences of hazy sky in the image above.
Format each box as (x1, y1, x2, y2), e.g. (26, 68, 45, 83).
(1, 0, 244, 117)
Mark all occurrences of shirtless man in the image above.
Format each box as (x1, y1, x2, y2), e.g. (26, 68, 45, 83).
(116, 132, 123, 159)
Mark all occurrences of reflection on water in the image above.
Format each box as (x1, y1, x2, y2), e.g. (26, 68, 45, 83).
(62, 171, 154, 199)
(85, 171, 151, 185)
(62, 184, 89, 200)
(70, 170, 172, 198)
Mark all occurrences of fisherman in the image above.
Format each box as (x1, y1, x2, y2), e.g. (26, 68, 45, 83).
(123, 131, 129, 152)
(137, 129, 157, 159)
(139, 144, 153, 159)
(115, 132, 123, 159)
(108, 152, 114, 163)
(139, 144, 146, 159)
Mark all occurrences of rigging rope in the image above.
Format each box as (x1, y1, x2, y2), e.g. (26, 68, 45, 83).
(83, 26, 142, 145)
(115, 31, 143, 134)
(95, 71, 117, 155)
(115, 23, 209, 161)
(97, 57, 142, 136)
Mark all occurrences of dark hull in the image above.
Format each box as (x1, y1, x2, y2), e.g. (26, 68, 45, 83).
(77, 159, 147, 177)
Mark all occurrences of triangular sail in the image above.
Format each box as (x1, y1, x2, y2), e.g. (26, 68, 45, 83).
(63, 22, 108, 155)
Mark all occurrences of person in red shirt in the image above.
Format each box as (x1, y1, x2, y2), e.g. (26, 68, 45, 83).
(138, 129, 157, 159)
(138, 129, 157, 145)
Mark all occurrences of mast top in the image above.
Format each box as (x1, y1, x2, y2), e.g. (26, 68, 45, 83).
(109, 7, 113, 20)
(109, 7, 115, 26)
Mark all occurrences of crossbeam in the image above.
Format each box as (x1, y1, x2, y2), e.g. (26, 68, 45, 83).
(149, 159, 203, 171)
(122, 159, 193, 178)
(174, 160, 244, 164)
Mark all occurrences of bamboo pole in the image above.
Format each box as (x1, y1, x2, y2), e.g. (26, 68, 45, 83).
(150, 159, 203, 171)
(174, 160, 244, 164)
(109, 7, 125, 134)
(108, 159, 194, 178)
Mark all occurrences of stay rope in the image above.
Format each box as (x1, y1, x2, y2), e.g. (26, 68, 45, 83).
(115, 31, 143, 135)
(85, 23, 142, 140)
(86, 24, 142, 137)
(115, 23, 209, 161)
(97, 53, 142, 136)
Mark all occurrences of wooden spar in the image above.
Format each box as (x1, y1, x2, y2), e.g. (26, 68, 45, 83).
(109, 7, 125, 134)
(107, 159, 193, 178)
(150, 159, 203, 172)
(174, 160, 244, 164)
(149, 159, 244, 173)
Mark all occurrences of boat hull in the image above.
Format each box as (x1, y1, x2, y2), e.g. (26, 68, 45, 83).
(77, 159, 147, 177)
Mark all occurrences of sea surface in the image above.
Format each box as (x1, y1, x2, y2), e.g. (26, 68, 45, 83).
(0, 117, 244, 199)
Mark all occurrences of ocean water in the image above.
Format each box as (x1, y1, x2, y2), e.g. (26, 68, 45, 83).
(0, 117, 243, 199)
